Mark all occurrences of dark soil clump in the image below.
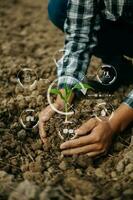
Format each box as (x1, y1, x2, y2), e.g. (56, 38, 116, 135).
(0, 0, 133, 199)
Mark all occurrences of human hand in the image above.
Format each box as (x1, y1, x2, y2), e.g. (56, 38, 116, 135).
(39, 103, 61, 144)
(39, 89, 74, 143)
(60, 118, 115, 157)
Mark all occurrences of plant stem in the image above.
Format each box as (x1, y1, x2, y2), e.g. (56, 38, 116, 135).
(65, 101, 68, 123)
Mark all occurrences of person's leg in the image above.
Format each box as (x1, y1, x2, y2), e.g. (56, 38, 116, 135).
(119, 20, 133, 84)
(48, 0, 68, 31)
(94, 19, 124, 64)
(91, 19, 123, 91)
(120, 20, 133, 58)
(92, 19, 133, 91)
(95, 19, 133, 58)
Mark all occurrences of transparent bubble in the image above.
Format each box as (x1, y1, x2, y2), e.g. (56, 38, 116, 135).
(17, 68, 38, 89)
(96, 65, 117, 86)
(47, 75, 87, 116)
(20, 109, 39, 129)
(53, 49, 68, 68)
(93, 102, 114, 121)
(57, 121, 76, 141)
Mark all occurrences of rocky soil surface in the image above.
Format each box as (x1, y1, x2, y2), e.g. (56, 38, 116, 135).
(0, 0, 133, 199)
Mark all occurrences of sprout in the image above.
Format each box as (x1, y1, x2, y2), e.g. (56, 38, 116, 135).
(50, 82, 93, 123)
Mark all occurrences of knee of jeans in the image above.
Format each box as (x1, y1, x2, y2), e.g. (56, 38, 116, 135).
(48, 1, 60, 25)
(48, 2, 54, 21)
(48, 0, 65, 31)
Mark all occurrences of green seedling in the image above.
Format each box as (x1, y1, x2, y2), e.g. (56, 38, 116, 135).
(50, 82, 93, 123)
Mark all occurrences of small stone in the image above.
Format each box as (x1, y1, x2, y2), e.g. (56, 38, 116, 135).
(123, 189, 133, 196)
(0, 171, 14, 194)
(110, 190, 120, 198)
(75, 194, 83, 200)
(0, 171, 14, 182)
(116, 161, 125, 173)
(124, 163, 133, 175)
(31, 140, 42, 151)
(23, 171, 32, 180)
(59, 160, 68, 171)
(125, 151, 133, 162)
(0, 122, 5, 128)
(17, 129, 26, 140)
(9, 180, 39, 200)
(35, 155, 43, 163)
(86, 165, 94, 176)
(20, 163, 29, 172)
(29, 162, 43, 172)
(129, 172, 133, 179)
(76, 155, 92, 168)
(76, 168, 83, 175)
(111, 171, 117, 178)
(110, 185, 120, 198)
(37, 95, 43, 105)
(95, 168, 105, 178)
(16, 95, 24, 101)
(10, 158, 18, 166)
(45, 161, 51, 168)
(114, 142, 125, 152)
(48, 167, 55, 174)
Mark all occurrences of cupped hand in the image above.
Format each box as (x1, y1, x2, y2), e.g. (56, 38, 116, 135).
(39, 89, 74, 144)
(39, 103, 61, 143)
(60, 118, 114, 157)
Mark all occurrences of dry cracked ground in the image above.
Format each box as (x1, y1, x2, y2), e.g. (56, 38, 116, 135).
(0, 0, 133, 200)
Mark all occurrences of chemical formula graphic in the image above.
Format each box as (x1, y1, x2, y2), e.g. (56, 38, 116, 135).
(96, 64, 117, 86)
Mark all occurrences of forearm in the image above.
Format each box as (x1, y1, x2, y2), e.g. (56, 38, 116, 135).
(57, 0, 100, 87)
(109, 103, 133, 133)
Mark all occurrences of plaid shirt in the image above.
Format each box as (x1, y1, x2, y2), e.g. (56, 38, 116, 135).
(57, 0, 133, 108)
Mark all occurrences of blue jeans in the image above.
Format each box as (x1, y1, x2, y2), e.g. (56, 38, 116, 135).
(48, 0, 68, 31)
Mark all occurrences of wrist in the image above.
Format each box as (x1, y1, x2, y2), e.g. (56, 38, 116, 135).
(108, 117, 122, 134)
(108, 103, 133, 134)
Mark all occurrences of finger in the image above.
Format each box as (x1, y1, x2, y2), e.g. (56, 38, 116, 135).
(40, 105, 56, 122)
(40, 137, 47, 144)
(86, 151, 104, 157)
(75, 118, 97, 136)
(41, 109, 54, 122)
(61, 144, 99, 155)
(38, 106, 55, 142)
(60, 134, 95, 150)
(39, 121, 47, 143)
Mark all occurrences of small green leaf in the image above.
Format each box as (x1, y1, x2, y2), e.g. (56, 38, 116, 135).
(50, 88, 60, 95)
(64, 83, 72, 100)
(73, 83, 93, 91)
(67, 89, 72, 99)
(50, 88, 65, 101)
(72, 83, 82, 90)
(82, 83, 94, 90)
